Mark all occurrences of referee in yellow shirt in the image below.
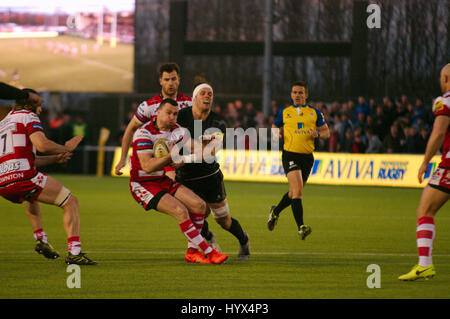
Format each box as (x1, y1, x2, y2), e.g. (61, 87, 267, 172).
(268, 81, 330, 239)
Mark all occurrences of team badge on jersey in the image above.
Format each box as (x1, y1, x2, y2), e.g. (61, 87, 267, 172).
(432, 98, 444, 114)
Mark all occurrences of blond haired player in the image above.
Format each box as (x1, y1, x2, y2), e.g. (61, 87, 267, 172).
(175, 83, 250, 260)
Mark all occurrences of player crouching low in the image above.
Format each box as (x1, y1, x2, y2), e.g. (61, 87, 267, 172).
(129, 98, 228, 264)
(0, 89, 96, 265)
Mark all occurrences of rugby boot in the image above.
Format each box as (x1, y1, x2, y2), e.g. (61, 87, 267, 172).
(398, 264, 436, 281)
(298, 225, 312, 240)
(35, 240, 60, 260)
(65, 252, 98, 265)
(206, 248, 228, 264)
(185, 248, 211, 264)
(237, 232, 250, 261)
(267, 205, 279, 231)
(206, 231, 222, 253)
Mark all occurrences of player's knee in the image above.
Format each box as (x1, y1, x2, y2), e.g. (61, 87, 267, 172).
(416, 197, 434, 217)
(26, 202, 40, 216)
(192, 198, 206, 214)
(56, 187, 73, 208)
(173, 204, 189, 221)
(291, 190, 302, 198)
(210, 203, 230, 219)
(62, 195, 78, 215)
(416, 205, 436, 218)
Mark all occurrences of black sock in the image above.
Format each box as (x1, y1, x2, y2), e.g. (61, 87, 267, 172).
(201, 219, 213, 240)
(274, 192, 291, 216)
(227, 218, 248, 245)
(291, 198, 304, 228)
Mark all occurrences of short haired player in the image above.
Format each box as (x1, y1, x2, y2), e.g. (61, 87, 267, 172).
(267, 81, 330, 239)
(398, 63, 450, 281)
(115, 62, 192, 179)
(0, 89, 97, 265)
(176, 83, 251, 260)
(129, 98, 228, 264)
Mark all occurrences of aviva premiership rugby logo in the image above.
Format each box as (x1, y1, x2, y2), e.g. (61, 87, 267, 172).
(153, 138, 169, 158)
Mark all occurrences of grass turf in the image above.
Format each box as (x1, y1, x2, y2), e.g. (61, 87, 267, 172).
(0, 36, 133, 92)
(0, 175, 449, 299)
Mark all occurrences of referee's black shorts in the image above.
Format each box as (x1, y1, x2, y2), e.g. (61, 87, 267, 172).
(281, 150, 314, 183)
(176, 170, 227, 204)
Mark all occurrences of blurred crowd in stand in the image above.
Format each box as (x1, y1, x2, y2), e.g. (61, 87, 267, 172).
(45, 94, 434, 154)
(46, 112, 90, 146)
(209, 94, 433, 154)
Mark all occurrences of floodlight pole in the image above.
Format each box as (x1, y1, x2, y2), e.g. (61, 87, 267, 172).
(111, 11, 117, 47)
(262, 0, 273, 118)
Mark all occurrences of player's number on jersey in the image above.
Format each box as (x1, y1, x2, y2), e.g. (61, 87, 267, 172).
(0, 129, 14, 157)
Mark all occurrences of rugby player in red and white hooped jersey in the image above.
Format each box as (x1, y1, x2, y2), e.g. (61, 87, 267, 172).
(128, 98, 228, 264)
(0, 89, 97, 265)
(399, 63, 450, 281)
(115, 62, 192, 178)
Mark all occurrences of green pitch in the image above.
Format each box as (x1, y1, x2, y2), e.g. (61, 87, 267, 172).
(0, 36, 133, 92)
(0, 175, 449, 299)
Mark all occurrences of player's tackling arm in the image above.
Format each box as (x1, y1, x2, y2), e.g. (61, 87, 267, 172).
(35, 152, 72, 167)
(137, 151, 173, 173)
(418, 115, 450, 183)
(29, 131, 83, 154)
(115, 116, 143, 175)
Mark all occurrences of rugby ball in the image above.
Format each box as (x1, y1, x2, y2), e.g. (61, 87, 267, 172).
(153, 138, 169, 158)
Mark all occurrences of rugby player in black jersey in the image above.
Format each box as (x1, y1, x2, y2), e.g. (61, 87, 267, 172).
(176, 82, 250, 260)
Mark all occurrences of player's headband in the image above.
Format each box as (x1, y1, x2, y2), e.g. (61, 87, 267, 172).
(192, 83, 213, 100)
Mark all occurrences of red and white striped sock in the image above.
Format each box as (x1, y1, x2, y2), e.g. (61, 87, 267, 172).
(417, 216, 435, 268)
(190, 212, 205, 231)
(33, 228, 48, 244)
(179, 219, 212, 254)
(68, 236, 82, 255)
(187, 213, 205, 250)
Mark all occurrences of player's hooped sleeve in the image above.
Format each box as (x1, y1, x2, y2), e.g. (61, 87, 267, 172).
(25, 113, 45, 135)
(134, 129, 154, 154)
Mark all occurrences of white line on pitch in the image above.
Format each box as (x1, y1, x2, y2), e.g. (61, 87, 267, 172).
(1, 250, 450, 257)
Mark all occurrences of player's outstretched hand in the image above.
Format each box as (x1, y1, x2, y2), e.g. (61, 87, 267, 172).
(418, 161, 429, 184)
(56, 152, 72, 164)
(65, 136, 83, 152)
(26, 91, 44, 107)
(115, 159, 125, 175)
